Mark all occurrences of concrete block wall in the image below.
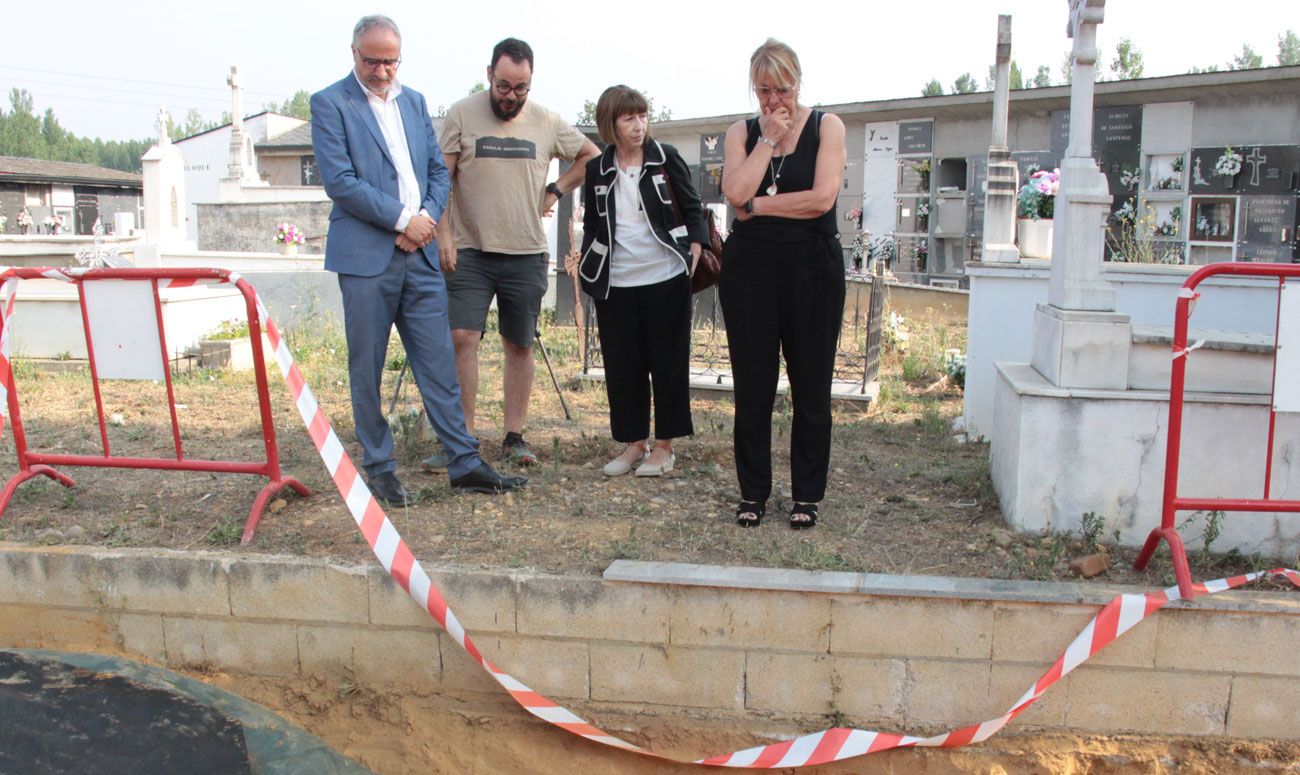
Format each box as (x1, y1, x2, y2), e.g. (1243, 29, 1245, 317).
(1, 543, 1296, 739)
(195, 201, 331, 254)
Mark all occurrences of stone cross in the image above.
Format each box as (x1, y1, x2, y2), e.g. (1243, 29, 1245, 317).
(1245, 147, 1267, 187)
(227, 66, 244, 131)
(1045, 0, 1116, 312)
(981, 14, 1021, 263)
(990, 15, 1012, 149)
(155, 107, 172, 146)
(1064, 0, 1105, 158)
(1026, 0, 1131, 393)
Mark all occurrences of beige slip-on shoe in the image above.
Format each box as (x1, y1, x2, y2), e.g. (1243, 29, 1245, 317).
(634, 453, 675, 477)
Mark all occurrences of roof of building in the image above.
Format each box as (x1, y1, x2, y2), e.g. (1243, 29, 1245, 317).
(173, 110, 273, 143)
(654, 65, 1300, 131)
(0, 156, 142, 188)
(244, 65, 1300, 153)
(258, 121, 313, 149)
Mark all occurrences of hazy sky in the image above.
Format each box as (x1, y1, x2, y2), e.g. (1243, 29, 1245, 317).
(2, 0, 1296, 142)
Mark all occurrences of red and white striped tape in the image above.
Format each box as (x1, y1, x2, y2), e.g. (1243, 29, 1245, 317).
(2, 267, 1297, 767)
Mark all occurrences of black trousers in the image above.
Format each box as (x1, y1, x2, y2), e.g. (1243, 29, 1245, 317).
(719, 232, 845, 503)
(593, 272, 694, 442)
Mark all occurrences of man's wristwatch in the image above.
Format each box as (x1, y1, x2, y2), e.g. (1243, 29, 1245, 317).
(743, 198, 754, 215)
(546, 182, 563, 198)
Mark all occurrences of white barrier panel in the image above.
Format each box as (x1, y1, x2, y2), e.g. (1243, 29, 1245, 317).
(1276, 280, 1300, 413)
(82, 280, 165, 381)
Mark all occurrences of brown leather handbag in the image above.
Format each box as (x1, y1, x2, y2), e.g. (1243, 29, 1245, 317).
(660, 166, 724, 294)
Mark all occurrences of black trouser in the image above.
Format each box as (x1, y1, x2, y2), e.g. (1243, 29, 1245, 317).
(593, 272, 694, 443)
(719, 232, 845, 504)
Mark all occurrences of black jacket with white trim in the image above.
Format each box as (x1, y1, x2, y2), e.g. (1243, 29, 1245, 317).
(578, 139, 708, 300)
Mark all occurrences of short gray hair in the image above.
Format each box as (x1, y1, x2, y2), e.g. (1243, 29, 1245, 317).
(352, 15, 400, 47)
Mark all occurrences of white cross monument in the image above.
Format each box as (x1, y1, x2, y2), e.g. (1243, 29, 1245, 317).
(220, 65, 265, 194)
(981, 14, 1020, 263)
(1028, 0, 1132, 390)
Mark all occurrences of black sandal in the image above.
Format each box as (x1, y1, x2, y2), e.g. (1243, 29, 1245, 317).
(789, 502, 818, 530)
(735, 500, 765, 528)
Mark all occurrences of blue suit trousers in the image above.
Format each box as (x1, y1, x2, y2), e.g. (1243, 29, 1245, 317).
(338, 247, 481, 479)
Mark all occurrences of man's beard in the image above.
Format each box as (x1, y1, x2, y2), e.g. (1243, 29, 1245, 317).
(490, 95, 524, 121)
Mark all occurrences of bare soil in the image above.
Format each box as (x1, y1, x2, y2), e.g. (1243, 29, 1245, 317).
(0, 320, 1293, 590)
(198, 669, 1300, 774)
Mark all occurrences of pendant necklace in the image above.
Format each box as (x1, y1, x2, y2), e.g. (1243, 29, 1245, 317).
(766, 153, 786, 197)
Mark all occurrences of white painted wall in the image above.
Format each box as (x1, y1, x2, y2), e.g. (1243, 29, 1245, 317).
(963, 262, 1286, 439)
(992, 363, 1300, 556)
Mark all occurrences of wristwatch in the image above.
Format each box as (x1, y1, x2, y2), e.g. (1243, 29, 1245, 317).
(546, 182, 563, 198)
(743, 199, 754, 215)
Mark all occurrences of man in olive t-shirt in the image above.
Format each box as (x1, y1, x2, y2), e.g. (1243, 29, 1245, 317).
(436, 37, 598, 468)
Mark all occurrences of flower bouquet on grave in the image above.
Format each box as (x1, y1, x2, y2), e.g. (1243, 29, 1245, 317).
(1017, 169, 1059, 221)
(843, 206, 862, 229)
(274, 222, 306, 255)
(16, 208, 31, 234)
(1106, 198, 1182, 264)
(1016, 168, 1059, 259)
(1214, 146, 1242, 188)
(1119, 165, 1141, 192)
(0, 213, 7, 232)
(915, 198, 931, 233)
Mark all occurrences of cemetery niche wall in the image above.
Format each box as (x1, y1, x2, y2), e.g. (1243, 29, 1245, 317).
(645, 65, 1300, 288)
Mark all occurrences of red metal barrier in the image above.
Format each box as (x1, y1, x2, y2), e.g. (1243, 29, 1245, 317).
(1134, 262, 1300, 599)
(0, 267, 310, 543)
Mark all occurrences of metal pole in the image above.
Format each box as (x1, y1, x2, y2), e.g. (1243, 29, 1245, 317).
(535, 329, 572, 421)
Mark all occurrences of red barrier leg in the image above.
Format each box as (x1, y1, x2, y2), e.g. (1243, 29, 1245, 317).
(241, 477, 312, 544)
(0, 465, 77, 518)
(1134, 527, 1196, 600)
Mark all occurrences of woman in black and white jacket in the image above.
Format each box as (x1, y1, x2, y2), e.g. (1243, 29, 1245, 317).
(578, 85, 708, 478)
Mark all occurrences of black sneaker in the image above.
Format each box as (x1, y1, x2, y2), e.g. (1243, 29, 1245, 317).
(502, 432, 538, 466)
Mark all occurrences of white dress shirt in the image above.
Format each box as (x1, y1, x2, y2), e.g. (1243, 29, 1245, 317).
(353, 72, 425, 231)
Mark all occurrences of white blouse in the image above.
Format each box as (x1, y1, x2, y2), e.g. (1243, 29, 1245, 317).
(610, 165, 685, 288)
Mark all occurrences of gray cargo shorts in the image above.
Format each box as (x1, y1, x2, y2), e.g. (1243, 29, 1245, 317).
(445, 248, 548, 349)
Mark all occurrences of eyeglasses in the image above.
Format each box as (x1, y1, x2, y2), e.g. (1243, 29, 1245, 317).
(357, 54, 401, 69)
(492, 80, 531, 97)
(755, 86, 793, 99)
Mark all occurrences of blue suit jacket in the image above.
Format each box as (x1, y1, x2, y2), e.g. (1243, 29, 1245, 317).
(310, 73, 450, 276)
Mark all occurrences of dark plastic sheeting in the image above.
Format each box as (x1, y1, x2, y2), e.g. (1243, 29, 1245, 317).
(0, 650, 371, 774)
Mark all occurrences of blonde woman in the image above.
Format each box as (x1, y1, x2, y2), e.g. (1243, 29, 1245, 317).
(578, 85, 706, 477)
(719, 39, 847, 528)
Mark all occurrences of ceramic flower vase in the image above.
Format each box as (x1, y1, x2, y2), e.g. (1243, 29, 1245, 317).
(1017, 218, 1053, 260)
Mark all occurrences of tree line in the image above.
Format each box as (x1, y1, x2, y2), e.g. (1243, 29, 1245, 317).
(920, 29, 1299, 96)
(0, 87, 312, 173)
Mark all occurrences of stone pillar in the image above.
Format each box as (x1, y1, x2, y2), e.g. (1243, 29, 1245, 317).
(981, 14, 1020, 263)
(1028, 0, 1131, 389)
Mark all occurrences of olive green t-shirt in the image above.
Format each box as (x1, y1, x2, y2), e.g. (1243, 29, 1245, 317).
(441, 91, 588, 254)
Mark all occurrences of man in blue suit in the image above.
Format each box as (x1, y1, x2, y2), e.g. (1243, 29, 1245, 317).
(311, 14, 525, 505)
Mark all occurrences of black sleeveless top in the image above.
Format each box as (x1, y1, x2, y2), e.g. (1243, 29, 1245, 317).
(732, 109, 838, 242)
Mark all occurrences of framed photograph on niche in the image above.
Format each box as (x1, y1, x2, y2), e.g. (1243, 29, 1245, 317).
(1190, 196, 1237, 243)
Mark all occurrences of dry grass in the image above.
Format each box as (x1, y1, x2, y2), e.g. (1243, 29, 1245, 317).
(0, 307, 1291, 587)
